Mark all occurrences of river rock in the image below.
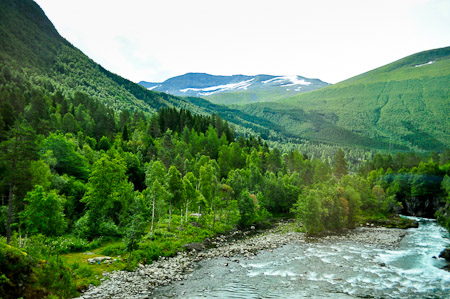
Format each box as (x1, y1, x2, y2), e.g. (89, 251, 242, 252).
(439, 248, 450, 261)
(87, 256, 112, 264)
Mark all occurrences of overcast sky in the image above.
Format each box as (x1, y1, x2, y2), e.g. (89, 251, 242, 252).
(34, 0, 449, 84)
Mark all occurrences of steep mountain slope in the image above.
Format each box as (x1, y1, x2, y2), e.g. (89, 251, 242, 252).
(0, 0, 285, 138)
(0, 0, 173, 113)
(241, 47, 450, 151)
(139, 73, 328, 105)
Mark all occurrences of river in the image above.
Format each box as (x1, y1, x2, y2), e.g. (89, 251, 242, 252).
(152, 217, 450, 298)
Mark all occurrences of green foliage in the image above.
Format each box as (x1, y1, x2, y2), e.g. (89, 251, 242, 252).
(333, 149, 348, 179)
(100, 242, 126, 256)
(0, 120, 38, 243)
(237, 191, 258, 227)
(29, 160, 52, 191)
(34, 255, 77, 298)
(98, 136, 111, 151)
(123, 202, 147, 268)
(0, 241, 77, 299)
(22, 185, 67, 236)
(80, 153, 133, 239)
(437, 175, 450, 230)
(0, 242, 33, 298)
(292, 189, 324, 235)
(240, 47, 450, 151)
(42, 133, 89, 180)
(167, 166, 184, 209)
(45, 235, 91, 254)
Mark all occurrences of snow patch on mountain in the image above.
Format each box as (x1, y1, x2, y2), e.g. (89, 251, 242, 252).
(147, 85, 161, 90)
(414, 61, 435, 68)
(180, 78, 255, 96)
(262, 75, 312, 86)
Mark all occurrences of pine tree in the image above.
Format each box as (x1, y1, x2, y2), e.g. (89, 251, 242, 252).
(0, 121, 38, 243)
(333, 149, 348, 179)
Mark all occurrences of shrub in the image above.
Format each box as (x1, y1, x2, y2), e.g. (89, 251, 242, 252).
(100, 243, 126, 256)
(0, 242, 34, 298)
(34, 256, 77, 298)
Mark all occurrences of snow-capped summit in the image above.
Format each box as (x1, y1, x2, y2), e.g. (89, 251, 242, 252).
(139, 73, 329, 105)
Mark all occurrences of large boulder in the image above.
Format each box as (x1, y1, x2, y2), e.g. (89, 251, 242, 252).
(183, 242, 205, 252)
(439, 248, 450, 261)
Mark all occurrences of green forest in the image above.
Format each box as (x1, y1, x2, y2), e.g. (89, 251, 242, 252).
(1, 67, 450, 296)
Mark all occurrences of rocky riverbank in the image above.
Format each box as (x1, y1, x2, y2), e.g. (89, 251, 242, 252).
(77, 223, 409, 299)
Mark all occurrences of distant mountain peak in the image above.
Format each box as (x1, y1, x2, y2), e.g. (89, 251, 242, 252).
(139, 73, 329, 105)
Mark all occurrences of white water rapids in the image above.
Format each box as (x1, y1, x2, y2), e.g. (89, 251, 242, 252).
(152, 217, 450, 298)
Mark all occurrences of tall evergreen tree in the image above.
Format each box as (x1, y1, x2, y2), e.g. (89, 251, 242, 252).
(333, 149, 348, 179)
(167, 166, 184, 230)
(0, 121, 38, 243)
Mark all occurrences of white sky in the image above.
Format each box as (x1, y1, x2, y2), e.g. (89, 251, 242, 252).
(34, 0, 450, 84)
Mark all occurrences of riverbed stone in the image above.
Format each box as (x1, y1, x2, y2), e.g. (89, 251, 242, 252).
(439, 248, 450, 261)
(183, 242, 205, 251)
(87, 256, 112, 264)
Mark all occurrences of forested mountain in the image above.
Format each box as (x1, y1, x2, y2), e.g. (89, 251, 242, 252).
(139, 73, 328, 105)
(0, 0, 173, 113)
(0, 0, 286, 140)
(239, 47, 450, 152)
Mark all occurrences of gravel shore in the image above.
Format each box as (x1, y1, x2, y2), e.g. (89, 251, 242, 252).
(77, 224, 409, 299)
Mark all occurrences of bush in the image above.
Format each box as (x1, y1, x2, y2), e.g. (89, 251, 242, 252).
(69, 262, 98, 290)
(136, 243, 163, 263)
(74, 213, 90, 238)
(48, 235, 90, 254)
(34, 255, 77, 298)
(100, 243, 126, 256)
(0, 242, 34, 298)
(99, 221, 121, 237)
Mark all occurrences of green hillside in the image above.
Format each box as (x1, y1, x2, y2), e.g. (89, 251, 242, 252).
(205, 87, 313, 105)
(0, 0, 175, 113)
(241, 47, 450, 151)
(0, 0, 282, 139)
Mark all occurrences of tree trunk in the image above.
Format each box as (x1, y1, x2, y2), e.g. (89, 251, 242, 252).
(226, 200, 230, 226)
(180, 207, 183, 227)
(151, 194, 155, 234)
(6, 180, 14, 244)
(168, 202, 172, 231)
(185, 199, 189, 223)
(212, 203, 216, 230)
(127, 250, 132, 268)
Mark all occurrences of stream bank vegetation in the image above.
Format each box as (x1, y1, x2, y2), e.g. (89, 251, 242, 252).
(1, 83, 450, 297)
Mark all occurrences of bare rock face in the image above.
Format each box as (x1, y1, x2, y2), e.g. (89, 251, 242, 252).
(404, 196, 442, 218)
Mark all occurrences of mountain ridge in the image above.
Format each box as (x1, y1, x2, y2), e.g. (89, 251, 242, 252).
(139, 73, 329, 105)
(239, 46, 450, 151)
(0, 0, 287, 140)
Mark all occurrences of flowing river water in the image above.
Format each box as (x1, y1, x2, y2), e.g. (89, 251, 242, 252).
(152, 217, 450, 298)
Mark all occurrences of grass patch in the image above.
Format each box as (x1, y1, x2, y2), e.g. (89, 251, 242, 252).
(61, 243, 127, 292)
